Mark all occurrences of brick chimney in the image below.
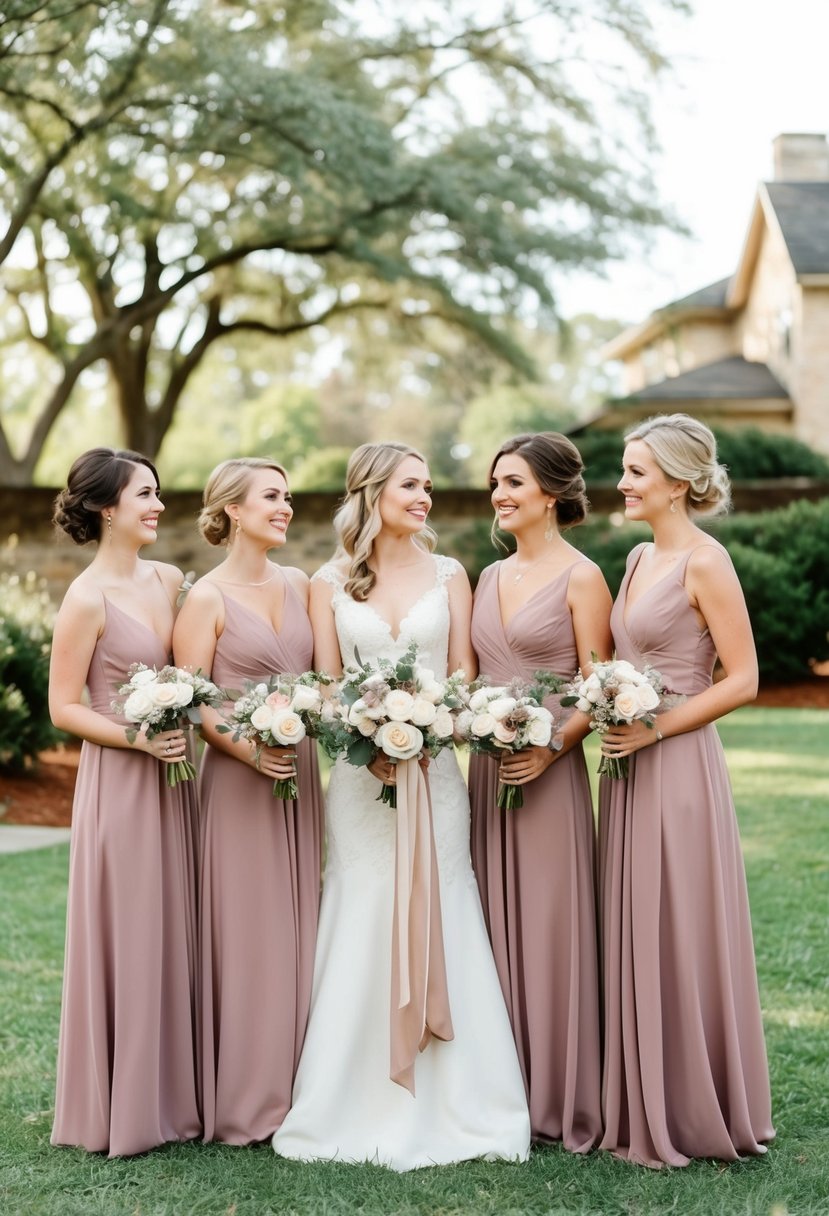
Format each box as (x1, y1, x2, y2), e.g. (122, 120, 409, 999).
(773, 133, 829, 181)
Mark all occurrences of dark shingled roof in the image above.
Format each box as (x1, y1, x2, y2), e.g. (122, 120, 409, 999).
(764, 181, 829, 275)
(661, 277, 732, 312)
(625, 356, 789, 402)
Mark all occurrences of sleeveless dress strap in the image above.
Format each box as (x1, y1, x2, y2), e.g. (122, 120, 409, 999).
(434, 555, 461, 586)
(312, 562, 347, 597)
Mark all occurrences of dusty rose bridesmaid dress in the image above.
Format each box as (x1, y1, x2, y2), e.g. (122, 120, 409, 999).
(598, 542, 774, 1167)
(52, 600, 200, 1157)
(198, 587, 323, 1144)
(469, 560, 602, 1150)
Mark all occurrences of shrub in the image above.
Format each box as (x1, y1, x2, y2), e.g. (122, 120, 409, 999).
(0, 569, 63, 773)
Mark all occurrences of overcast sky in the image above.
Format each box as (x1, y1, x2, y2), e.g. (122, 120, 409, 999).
(558, 0, 829, 324)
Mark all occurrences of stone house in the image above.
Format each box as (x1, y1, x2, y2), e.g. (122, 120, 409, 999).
(587, 133, 829, 454)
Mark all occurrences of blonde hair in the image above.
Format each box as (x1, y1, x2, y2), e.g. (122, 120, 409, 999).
(199, 457, 288, 545)
(333, 442, 436, 601)
(625, 414, 732, 517)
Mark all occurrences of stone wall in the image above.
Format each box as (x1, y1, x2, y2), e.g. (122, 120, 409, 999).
(3, 482, 828, 605)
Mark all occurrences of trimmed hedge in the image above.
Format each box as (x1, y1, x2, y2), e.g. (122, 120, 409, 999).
(0, 569, 63, 774)
(455, 498, 829, 682)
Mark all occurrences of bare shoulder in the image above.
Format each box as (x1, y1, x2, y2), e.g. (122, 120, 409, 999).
(60, 573, 107, 620)
(686, 540, 735, 580)
(283, 564, 310, 605)
(147, 559, 185, 597)
(568, 556, 609, 593)
(180, 574, 224, 610)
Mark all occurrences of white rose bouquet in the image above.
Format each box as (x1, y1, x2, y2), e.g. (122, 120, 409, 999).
(217, 672, 330, 799)
(113, 662, 225, 786)
(561, 654, 665, 779)
(318, 643, 468, 808)
(455, 671, 564, 810)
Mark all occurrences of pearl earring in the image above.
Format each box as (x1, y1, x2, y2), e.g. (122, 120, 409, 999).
(106, 514, 112, 537)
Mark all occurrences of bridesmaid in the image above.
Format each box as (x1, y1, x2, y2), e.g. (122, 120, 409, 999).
(50, 448, 200, 1157)
(173, 456, 323, 1145)
(598, 413, 774, 1167)
(469, 432, 612, 1150)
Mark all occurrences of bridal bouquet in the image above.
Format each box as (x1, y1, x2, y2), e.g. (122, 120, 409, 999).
(217, 673, 330, 799)
(318, 644, 468, 808)
(455, 672, 564, 810)
(114, 663, 225, 786)
(561, 655, 664, 779)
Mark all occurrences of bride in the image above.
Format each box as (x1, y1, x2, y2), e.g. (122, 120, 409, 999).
(272, 442, 530, 1170)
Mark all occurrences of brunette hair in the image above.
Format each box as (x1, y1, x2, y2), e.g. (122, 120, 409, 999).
(199, 457, 289, 546)
(489, 432, 588, 542)
(333, 442, 436, 601)
(53, 447, 159, 545)
(625, 414, 732, 517)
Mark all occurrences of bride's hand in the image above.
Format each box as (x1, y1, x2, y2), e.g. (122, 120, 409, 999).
(368, 754, 396, 785)
(498, 745, 555, 786)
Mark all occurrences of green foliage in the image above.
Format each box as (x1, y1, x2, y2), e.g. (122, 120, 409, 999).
(291, 447, 352, 491)
(1, 0, 680, 482)
(3, 707, 828, 1213)
(574, 427, 829, 482)
(0, 568, 62, 773)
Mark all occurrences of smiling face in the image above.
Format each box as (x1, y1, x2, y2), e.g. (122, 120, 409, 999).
(490, 452, 553, 538)
(231, 467, 293, 548)
(107, 462, 164, 546)
(378, 454, 432, 536)
(618, 439, 677, 523)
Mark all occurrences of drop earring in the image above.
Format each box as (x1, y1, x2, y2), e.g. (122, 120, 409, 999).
(235, 518, 241, 538)
(106, 514, 112, 537)
(669, 498, 677, 514)
(545, 503, 555, 542)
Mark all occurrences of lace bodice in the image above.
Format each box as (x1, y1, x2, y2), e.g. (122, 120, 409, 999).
(313, 555, 461, 676)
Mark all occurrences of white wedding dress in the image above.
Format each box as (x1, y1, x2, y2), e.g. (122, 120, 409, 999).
(272, 556, 530, 1170)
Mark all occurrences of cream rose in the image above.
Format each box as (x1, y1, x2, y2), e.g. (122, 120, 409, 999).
(265, 690, 291, 710)
(355, 714, 378, 737)
(375, 720, 424, 760)
(270, 709, 306, 745)
(149, 682, 183, 709)
(383, 689, 415, 722)
(635, 683, 660, 712)
(487, 696, 517, 723)
(123, 689, 155, 721)
(470, 712, 497, 738)
(493, 721, 518, 745)
(250, 703, 275, 732)
(613, 687, 640, 721)
(432, 706, 454, 739)
(291, 685, 322, 713)
(173, 682, 194, 708)
(527, 715, 553, 747)
(410, 698, 437, 727)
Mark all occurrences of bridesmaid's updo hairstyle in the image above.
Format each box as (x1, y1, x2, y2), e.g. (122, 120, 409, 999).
(199, 457, 288, 546)
(334, 442, 436, 601)
(489, 432, 589, 538)
(625, 413, 732, 517)
(53, 447, 159, 545)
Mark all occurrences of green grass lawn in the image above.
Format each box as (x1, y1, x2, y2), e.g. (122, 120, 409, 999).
(1, 707, 827, 1215)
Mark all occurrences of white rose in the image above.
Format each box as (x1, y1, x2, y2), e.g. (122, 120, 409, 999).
(149, 682, 182, 709)
(270, 709, 306, 745)
(487, 696, 517, 723)
(527, 715, 552, 747)
(348, 698, 369, 726)
(432, 706, 454, 739)
(635, 683, 660, 712)
(419, 680, 446, 705)
(410, 698, 437, 727)
(613, 690, 640, 721)
(612, 660, 639, 681)
(254, 682, 269, 696)
(123, 689, 154, 722)
(291, 684, 321, 713)
(130, 667, 157, 687)
(582, 673, 603, 703)
(250, 704, 275, 732)
(469, 687, 500, 713)
(173, 682, 194, 708)
(453, 708, 474, 741)
(470, 712, 497, 738)
(414, 666, 436, 687)
(375, 719, 424, 760)
(383, 689, 415, 722)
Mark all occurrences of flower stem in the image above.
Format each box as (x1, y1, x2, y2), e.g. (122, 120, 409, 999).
(376, 782, 397, 809)
(272, 776, 299, 801)
(165, 758, 198, 788)
(496, 781, 524, 811)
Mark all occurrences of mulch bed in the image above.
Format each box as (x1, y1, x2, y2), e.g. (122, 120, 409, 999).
(2, 681, 827, 829)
